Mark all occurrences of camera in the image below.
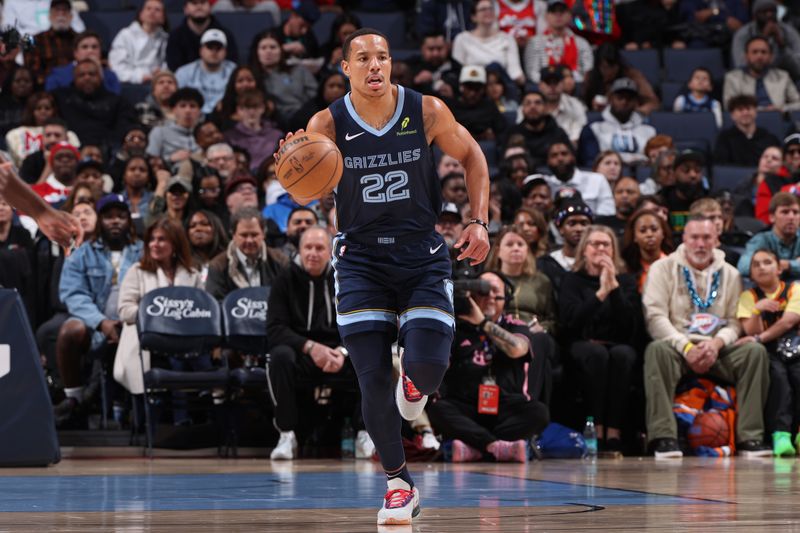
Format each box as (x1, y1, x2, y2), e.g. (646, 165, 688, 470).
(453, 278, 491, 316)
(0, 26, 34, 53)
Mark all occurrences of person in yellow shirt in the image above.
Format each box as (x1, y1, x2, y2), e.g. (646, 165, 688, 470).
(737, 248, 800, 456)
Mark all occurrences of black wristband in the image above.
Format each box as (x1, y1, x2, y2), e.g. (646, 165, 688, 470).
(478, 317, 491, 331)
(466, 218, 489, 232)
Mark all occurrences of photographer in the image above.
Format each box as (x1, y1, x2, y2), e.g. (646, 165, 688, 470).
(427, 271, 550, 463)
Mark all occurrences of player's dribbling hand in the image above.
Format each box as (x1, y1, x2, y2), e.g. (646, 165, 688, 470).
(39, 208, 84, 253)
(455, 223, 490, 266)
(274, 129, 304, 163)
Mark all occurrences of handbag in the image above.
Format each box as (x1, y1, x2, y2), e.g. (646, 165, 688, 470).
(775, 333, 800, 364)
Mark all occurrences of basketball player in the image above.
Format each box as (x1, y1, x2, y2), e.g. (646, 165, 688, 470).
(0, 161, 82, 248)
(277, 28, 491, 525)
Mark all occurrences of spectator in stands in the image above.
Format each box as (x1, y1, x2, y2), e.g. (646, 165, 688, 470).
(754, 134, 800, 223)
(224, 90, 283, 171)
(660, 149, 709, 235)
(120, 155, 155, 226)
(427, 270, 549, 463)
(250, 30, 318, 128)
(499, 151, 532, 189)
(737, 248, 800, 456)
(524, 0, 593, 83)
(733, 144, 783, 216)
(281, 206, 317, 259)
(206, 206, 286, 300)
(485, 68, 519, 117)
(689, 197, 741, 267)
(417, 0, 473, 43)
(166, 0, 238, 72)
(319, 12, 361, 76)
(490, 179, 523, 230)
(636, 194, 671, 221)
(616, 0, 686, 50)
(592, 150, 623, 186)
(537, 198, 593, 292)
(560, 225, 640, 453)
(289, 71, 348, 133)
(452, 0, 526, 86)
(679, 0, 748, 49)
(644, 134, 675, 166)
(74, 158, 105, 199)
(148, 170, 191, 227)
(210, 65, 265, 131)
(447, 66, 507, 141)
(205, 143, 237, 182)
(146, 88, 203, 168)
(137, 71, 177, 128)
(175, 29, 236, 115)
(108, 127, 148, 190)
(622, 207, 673, 293)
(408, 32, 460, 98)
(30, 141, 78, 208)
(108, 0, 169, 85)
(732, 0, 800, 82)
(441, 172, 469, 208)
(25, 0, 77, 86)
(55, 194, 142, 427)
(211, 0, 280, 25)
(0, 194, 34, 252)
(506, 90, 571, 168)
(53, 59, 136, 150)
(185, 209, 228, 285)
(539, 65, 587, 146)
(114, 217, 204, 396)
(673, 67, 724, 128)
(738, 192, 800, 281)
(583, 43, 660, 116)
(434, 203, 467, 276)
(485, 225, 559, 353)
(195, 119, 225, 153)
(275, 1, 322, 65)
(513, 206, 550, 258)
(226, 172, 260, 216)
(6, 93, 75, 169)
(0, 67, 35, 139)
(521, 175, 553, 215)
(578, 77, 657, 167)
(542, 141, 615, 216)
(723, 36, 800, 112)
(193, 172, 226, 219)
(497, 0, 547, 47)
(19, 117, 76, 185)
(642, 215, 770, 458)
(596, 176, 640, 237)
(714, 95, 781, 167)
(45, 31, 121, 96)
(437, 153, 466, 178)
(640, 149, 677, 196)
(266, 226, 367, 460)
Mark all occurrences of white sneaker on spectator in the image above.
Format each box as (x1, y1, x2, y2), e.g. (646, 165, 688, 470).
(420, 432, 440, 450)
(270, 430, 297, 460)
(356, 430, 376, 459)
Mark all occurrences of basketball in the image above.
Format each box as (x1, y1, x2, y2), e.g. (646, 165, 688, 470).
(275, 131, 343, 202)
(687, 411, 730, 449)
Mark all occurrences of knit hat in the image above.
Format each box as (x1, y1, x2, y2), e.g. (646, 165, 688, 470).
(554, 199, 593, 227)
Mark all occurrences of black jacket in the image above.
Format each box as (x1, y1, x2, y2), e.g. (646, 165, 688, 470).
(559, 270, 640, 345)
(53, 86, 136, 150)
(165, 17, 239, 72)
(506, 117, 571, 169)
(266, 260, 340, 354)
(713, 126, 781, 168)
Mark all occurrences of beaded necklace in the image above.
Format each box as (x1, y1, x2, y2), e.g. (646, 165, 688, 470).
(682, 266, 720, 311)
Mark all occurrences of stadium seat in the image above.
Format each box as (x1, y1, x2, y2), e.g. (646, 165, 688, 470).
(137, 286, 227, 455)
(720, 111, 787, 140)
(620, 49, 660, 89)
(213, 12, 274, 63)
(391, 49, 418, 62)
(649, 111, 718, 147)
(660, 81, 683, 111)
(478, 139, 497, 171)
(81, 11, 134, 53)
(353, 11, 408, 49)
(663, 48, 725, 83)
(586, 111, 602, 124)
(84, 0, 141, 10)
(711, 165, 753, 193)
(167, 12, 184, 29)
(312, 11, 338, 47)
(120, 83, 150, 106)
(222, 287, 270, 355)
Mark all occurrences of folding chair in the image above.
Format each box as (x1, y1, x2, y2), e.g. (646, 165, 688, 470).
(137, 286, 226, 456)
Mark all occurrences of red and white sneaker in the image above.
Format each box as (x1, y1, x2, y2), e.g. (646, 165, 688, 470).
(452, 439, 483, 462)
(377, 479, 421, 525)
(395, 352, 428, 421)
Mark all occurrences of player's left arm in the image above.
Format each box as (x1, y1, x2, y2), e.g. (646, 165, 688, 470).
(423, 95, 490, 265)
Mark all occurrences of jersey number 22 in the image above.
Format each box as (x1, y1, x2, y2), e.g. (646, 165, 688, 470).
(360, 171, 410, 203)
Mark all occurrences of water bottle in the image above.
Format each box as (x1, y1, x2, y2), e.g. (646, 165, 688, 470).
(341, 417, 355, 459)
(583, 416, 598, 460)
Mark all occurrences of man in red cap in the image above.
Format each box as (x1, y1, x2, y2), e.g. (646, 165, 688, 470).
(31, 141, 79, 207)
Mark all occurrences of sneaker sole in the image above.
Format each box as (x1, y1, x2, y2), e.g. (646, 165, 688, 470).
(654, 450, 683, 459)
(377, 504, 420, 525)
(739, 450, 773, 458)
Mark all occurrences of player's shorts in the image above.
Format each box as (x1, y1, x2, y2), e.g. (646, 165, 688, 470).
(331, 230, 454, 343)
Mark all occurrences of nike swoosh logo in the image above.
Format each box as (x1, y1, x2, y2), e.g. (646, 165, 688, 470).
(345, 132, 365, 141)
(430, 243, 444, 254)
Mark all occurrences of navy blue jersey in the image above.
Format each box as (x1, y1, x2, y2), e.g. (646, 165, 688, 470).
(328, 85, 442, 240)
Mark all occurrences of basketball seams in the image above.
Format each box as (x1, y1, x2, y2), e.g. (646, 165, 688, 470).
(276, 141, 336, 181)
(276, 132, 343, 200)
(308, 150, 341, 198)
(282, 147, 338, 190)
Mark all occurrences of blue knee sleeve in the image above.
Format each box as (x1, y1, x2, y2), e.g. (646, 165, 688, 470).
(402, 328, 452, 395)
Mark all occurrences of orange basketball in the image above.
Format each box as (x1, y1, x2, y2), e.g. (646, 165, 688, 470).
(687, 411, 730, 449)
(275, 131, 343, 202)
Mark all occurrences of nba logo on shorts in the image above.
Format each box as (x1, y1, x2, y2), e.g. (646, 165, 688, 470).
(0, 344, 9, 379)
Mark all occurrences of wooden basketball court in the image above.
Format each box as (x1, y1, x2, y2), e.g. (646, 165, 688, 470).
(3, 454, 799, 531)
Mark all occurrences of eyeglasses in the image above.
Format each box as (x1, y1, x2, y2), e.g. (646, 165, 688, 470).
(587, 240, 612, 249)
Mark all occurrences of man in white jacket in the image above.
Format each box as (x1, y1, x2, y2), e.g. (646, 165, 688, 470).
(108, 0, 169, 84)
